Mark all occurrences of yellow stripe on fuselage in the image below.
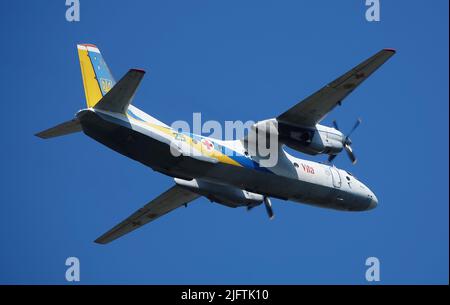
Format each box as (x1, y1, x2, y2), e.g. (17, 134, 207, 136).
(125, 114, 242, 167)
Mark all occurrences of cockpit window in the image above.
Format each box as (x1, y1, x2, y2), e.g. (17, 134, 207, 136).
(346, 171, 357, 178)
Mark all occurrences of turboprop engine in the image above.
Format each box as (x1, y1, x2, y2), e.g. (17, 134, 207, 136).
(250, 118, 361, 164)
(174, 178, 264, 208)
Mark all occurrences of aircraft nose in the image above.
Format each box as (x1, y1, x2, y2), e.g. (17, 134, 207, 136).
(367, 193, 378, 210)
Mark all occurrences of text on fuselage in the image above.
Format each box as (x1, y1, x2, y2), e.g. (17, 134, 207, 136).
(301, 164, 315, 174)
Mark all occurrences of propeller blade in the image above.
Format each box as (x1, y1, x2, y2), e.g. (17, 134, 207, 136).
(264, 197, 274, 220)
(332, 120, 340, 131)
(346, 118, 362, 139)
(344, 144, 357, 164)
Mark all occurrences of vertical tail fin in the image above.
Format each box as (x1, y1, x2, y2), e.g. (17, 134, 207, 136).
(77, 44, 116, 108)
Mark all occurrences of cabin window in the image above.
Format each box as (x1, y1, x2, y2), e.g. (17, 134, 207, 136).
(294, 162, 299, 168)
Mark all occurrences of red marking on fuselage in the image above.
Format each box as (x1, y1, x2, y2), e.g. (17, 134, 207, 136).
(301, 164, 315, 174)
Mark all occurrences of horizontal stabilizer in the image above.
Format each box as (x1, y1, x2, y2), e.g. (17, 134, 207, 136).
(35, 118, 82, 139)
(94, 69, 145, 114)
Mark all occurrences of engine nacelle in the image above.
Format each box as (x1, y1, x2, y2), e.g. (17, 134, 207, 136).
(174, 178, 264, 208)
(250, 119, 344, 156)
(282, 123, 344, 156)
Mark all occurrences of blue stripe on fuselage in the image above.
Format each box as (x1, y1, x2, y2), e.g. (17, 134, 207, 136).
(125, 110, 273, 173)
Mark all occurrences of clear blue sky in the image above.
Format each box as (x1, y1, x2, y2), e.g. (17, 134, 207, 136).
(0, 1, 448, 284)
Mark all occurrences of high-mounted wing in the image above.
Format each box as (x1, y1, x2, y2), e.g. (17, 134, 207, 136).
(277, 49, 396, 127)
(95, 185, 200, 244)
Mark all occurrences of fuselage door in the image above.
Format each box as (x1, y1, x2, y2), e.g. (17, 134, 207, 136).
(330, 167, 342, 188)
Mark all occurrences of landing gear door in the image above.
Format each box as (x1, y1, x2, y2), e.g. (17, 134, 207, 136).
(330, 167, 342, 188)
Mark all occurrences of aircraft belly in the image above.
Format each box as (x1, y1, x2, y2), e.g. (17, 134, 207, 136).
(77, 111, 183, 176)
(77, 110, 352, 211)
(176, 159, 342, 210)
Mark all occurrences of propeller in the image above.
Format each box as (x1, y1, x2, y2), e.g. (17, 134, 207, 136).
(264, 197, 275, 220)
(328, 118, 361, 164)
(247, 196, 275, 220)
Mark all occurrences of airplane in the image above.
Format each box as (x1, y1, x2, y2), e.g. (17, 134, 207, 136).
(36, 44, 395, 244)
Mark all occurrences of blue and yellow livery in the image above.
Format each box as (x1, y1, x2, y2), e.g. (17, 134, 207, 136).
(77, 44, 116, 108)
(35, 44, 392, 243)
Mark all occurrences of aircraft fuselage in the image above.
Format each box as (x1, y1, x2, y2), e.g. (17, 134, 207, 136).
(77, 107, 378, 212)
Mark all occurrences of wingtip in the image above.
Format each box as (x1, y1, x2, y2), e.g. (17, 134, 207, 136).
(94, 238, 108, 245)
(383, 48, 397, 53)
(131, 68, 146, 74)
(34, 131, 50, 139)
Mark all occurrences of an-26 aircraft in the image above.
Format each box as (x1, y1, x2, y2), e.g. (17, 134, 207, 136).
(36, 44, 395, 244)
